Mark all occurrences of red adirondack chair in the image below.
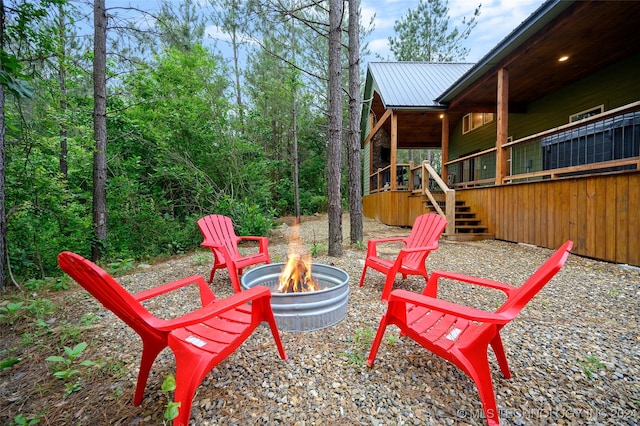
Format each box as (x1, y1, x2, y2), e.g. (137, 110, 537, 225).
(359, 213, 447, 300)
(197, 214, 271, 293)
(367, 240, 573, 426)
(57, 251, 287, 426)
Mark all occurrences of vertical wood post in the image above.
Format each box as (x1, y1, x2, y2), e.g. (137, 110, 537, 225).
(441, 112, 450, 183)
(496, 68, 509, 184)
(445, 189, 456, 236)
(390, 110, 397, 190)
(408, 161, 414, 191)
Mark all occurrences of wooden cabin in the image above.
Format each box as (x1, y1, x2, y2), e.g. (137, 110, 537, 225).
(361, 0, 640, 267)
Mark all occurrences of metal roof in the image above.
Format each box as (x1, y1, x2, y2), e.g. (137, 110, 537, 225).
(367, 62, 474, 109)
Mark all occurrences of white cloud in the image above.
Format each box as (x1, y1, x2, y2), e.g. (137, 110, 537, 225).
(362, 0, 543, 63)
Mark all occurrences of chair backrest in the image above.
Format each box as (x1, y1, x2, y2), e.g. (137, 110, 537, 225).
(58, 252, 160, 338)
(496, 240, 573, 318)
(197, 215, 241, 258)
(403, 213, 447, 266)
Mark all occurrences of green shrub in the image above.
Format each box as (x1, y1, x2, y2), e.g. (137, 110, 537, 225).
(215, 195, 276, 236)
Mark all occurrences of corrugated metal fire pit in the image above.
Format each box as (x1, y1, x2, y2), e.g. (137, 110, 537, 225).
(241, 263, 349, 332)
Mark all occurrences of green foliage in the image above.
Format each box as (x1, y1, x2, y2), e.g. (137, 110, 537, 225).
(579, 355, 605, 379)
(11, 413, 42, 426)
(2, 1, 334, 285)
(339, 328, 374, 366)
(45, 342, 101, 396)
(1, 356, 21, 371)
(388, 0, 481, 61)
(106, 258, 136, 276)
(310, 241, 325, 257)
(0, 302, 25, 325)
(215, 196, 276, 236)
(161, 374, 180, 422)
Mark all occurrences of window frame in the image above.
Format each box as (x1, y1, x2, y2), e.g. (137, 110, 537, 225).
(569, 105, 604, 122)
(462, 112, 494, 134)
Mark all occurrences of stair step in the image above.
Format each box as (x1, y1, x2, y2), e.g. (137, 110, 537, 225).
(455, 225, 488, 233)
(445, 232, 495, 242)
(456, 219, 483, 225)
(422, 194, 492, 241)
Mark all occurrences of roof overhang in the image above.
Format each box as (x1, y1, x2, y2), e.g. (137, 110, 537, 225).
(437, 0, 640, 111)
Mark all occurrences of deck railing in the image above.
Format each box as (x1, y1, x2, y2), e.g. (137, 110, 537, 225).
(419, 161, 456, 235)
(368, 161, 455, 234)
(444, 101, 640, 187)
(369, 163, 411, 193)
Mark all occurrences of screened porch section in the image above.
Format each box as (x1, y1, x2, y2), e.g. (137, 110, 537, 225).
(445, 103, 640, 188)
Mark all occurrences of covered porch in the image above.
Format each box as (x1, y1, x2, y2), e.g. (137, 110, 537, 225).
(361, 1, 640, 266)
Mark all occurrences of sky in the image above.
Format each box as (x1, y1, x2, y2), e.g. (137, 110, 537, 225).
(105, 0, 545, 64)
(360, 0, 544, 63)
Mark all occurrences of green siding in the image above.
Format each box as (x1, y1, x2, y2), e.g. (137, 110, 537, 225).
(363, 142, 371, 195)
(449, 116, 496, 160)
(449, 52, 640, 160)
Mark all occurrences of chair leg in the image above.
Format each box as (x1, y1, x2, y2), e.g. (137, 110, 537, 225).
(358, 266, 368, 287)
(380, 267, 400, 301)
(366, 313, 390, 367)
(461, 351, 501, 426)
(228, 268, 242, 293)
(257, 299, 288, 361)
(133, 339, 166, 406)
(208, 266, 216, 284)
(490, 333, 511, 379)
(172, 351, 216, 426)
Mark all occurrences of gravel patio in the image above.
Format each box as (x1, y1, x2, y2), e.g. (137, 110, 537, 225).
(14, 214, 639, 425)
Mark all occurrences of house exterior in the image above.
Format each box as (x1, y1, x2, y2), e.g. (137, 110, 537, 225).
(361, 0, 640, 266)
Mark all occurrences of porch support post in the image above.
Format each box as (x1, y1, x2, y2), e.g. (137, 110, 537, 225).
(390, 110, 398, 190)
(441, 112, 449, 183)
(496, 67, 509, 184)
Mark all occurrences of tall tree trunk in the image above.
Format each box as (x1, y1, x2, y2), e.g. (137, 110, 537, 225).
(0, 69, 5, 291)
(0, 1, 7, 289)
(347, 0, 363, 245)
(58, 4, 68, 181)
(291, 20, 300, 222)
(231, 30, 245, 133)
(92, 0, 108, 261)
(327, 0, 343, 256)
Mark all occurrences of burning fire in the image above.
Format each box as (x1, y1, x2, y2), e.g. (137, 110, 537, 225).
(277, 222, 318, 293)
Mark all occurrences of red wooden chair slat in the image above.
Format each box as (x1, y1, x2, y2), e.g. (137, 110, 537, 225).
(57, 251, 287, 426)
(359, 213, 447, 300)
(198, 214, 271, 293)
(367, 241, 573, 426)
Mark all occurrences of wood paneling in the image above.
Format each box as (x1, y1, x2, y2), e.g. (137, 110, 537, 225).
(456, 171, 640, 266)
(363, 171, 640, 265)
(363, 191, 426, 227)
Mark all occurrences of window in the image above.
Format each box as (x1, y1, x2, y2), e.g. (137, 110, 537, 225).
(570, 105, 604, 122)
(462, 113, 494, 134)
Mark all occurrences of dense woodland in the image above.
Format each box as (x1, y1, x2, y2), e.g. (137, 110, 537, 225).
(0, 0, 372, 286)
(0, 0, 475, 288)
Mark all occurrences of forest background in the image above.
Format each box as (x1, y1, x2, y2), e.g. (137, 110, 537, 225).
(0, 0, 478, 289)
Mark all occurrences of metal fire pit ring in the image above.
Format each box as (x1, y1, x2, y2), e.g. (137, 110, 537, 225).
(240, 263, 349, 332)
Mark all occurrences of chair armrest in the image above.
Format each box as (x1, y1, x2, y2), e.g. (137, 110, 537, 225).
(426, 270, 517, 296)
(398, 243, 439, 254)
(368, 237, 406, 245)
(237, 236, 270, 253)
(366, 237, 407, 257)
(390, 289, 512, 324)
(133, 275, 216, 306)
(237, 236, 268, 243)
(152, 286, 272, 330)
(200, 241, 225, 249)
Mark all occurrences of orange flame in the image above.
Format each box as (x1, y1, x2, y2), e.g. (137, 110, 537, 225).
(277, 221, 318, 293)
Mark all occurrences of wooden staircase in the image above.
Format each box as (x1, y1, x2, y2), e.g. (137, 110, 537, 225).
(424, 196, 494, 241)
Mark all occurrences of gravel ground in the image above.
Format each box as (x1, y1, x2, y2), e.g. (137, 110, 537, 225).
(82, 214, 639, 425)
